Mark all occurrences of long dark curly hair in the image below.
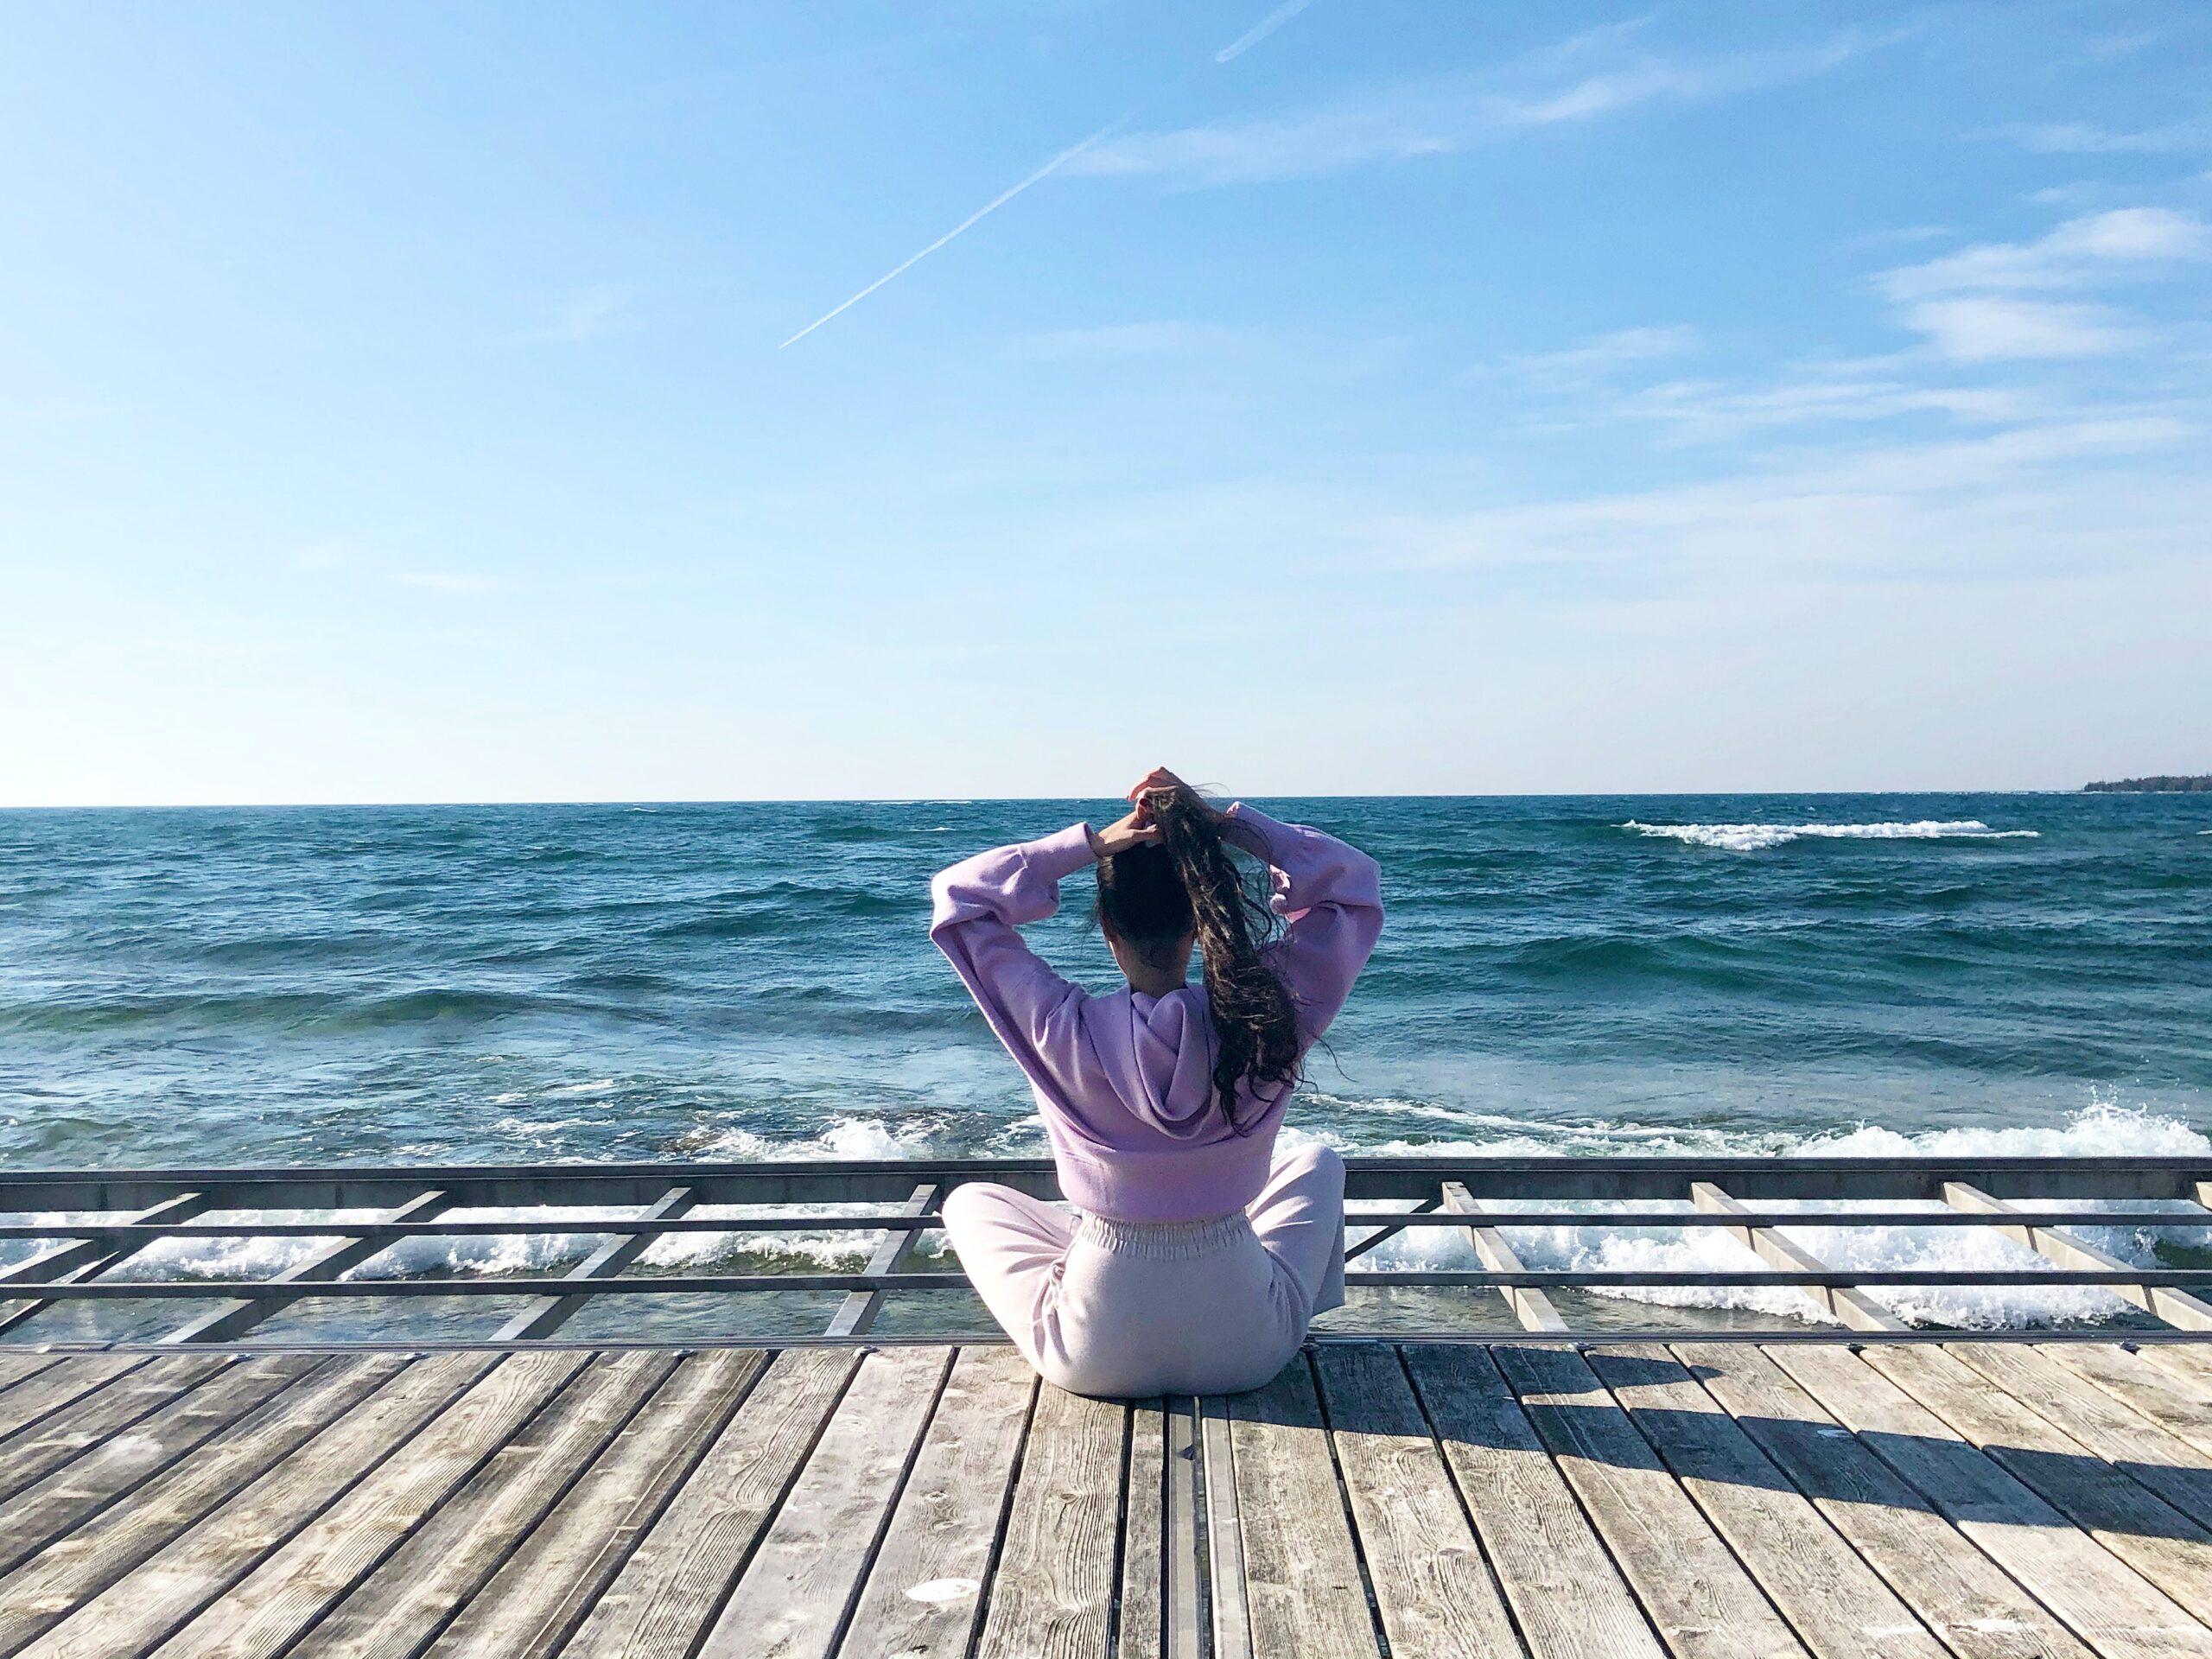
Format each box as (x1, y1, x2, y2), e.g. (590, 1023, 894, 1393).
(1096, 790, 1303, 1131)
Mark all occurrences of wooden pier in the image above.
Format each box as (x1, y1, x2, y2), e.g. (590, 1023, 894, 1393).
(7, 1336, 2212, 1656)
(11, 1155, 2212, 1654)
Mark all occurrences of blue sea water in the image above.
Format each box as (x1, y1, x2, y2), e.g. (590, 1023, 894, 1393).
(3, 792, 2209, 1332)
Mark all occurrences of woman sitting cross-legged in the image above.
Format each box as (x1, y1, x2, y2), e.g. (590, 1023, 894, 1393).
(928, 766, 1383, 1397)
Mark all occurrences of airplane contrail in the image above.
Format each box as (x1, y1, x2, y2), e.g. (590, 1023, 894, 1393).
(779, 108, 1141, 349)
(1214, 0, 1315, 63)
(779, 0, 1322, 348)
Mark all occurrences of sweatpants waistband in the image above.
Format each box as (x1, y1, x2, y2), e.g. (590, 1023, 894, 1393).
(1076, 1211, 1255, 1260)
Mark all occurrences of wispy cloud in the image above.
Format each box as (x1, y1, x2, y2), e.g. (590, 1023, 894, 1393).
(1016, 320, 1243, 359)
(1895, 296, 2134, 361)
(1878, 208, 2211, 301)
(1989, 117, 2210, 156)
(1065, 29, 1893, 186)
(1487, 325, 1703, 390)
(1874, 207, 2209, 359)
(1369, 415, 2205, 585)
(521, 284, 639, 344)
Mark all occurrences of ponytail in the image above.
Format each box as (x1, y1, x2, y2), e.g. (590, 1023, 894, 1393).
(1097, 791, 1303, 1131)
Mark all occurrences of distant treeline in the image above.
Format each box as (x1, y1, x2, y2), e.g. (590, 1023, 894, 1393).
(2083, 775, 2212, 792)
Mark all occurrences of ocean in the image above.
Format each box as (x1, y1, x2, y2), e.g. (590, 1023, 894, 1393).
(4, 791, 2209, 1336)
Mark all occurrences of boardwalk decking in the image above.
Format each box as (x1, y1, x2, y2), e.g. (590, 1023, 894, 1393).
(4, 1341, 2212, 1656)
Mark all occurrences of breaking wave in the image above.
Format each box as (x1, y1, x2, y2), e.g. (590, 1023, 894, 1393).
(1624, 819, 2040, 852)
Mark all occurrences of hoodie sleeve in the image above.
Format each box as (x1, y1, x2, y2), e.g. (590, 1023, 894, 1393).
(1221, 804, 1383, 1046)
(929, 823, 1099, 1108)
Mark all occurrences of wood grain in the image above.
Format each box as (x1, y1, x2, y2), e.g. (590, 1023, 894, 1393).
(1313, 1344, 1522, 1658)
(1585, 1344, 1944, 1659)
(143, 1351, 587, 1659)
(694, 1344, 953, 1659)
(424, 1349, 766, 1659)
(304, 1351, 677, 1659)
(973, 1378, 1123, 1659)
(0, 1357, 407, 1658)
(1404, 1343, 1662, 1659)
(1674, 1342, 2093, 1659)
(559, 1345, 862, 1659)
(1770, 1343, 2212, 1659)
(1493, 1342, 1810, 1659)
(17, 1351, 499, 1659)
(1224, 1360, 1381, 1659)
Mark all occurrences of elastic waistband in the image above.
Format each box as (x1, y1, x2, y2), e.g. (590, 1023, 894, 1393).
(1077, 1211, 1255, 1260)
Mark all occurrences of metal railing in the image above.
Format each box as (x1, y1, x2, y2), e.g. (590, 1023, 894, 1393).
(4, 1155, 2212, 1347)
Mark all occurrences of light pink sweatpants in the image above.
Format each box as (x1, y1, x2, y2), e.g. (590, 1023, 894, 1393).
(940, 1142, 1346, 1398)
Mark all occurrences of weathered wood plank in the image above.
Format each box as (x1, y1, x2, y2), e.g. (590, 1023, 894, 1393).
(1165, 1394, 1203, 1659)
(559, 1345, 861, 1659)
(824, 1184, 938, 1338)
(0, 1355, 230, 1507)
(1224, 1360, 1381, 1659)
(0, 1351, 63, 1395)
(493, 1188, 697, 1343)
(16, 1351, 499, 1659)
(1312, 1344, 1522, 1659)
(0, 1356, 408, 1658)
(1494, 1342, 1811, 1659)
(1118, 1399, 1168, 1659)
(694, 1344, 953, 1659)
(1404, 1344, 1662, 1659)
(1943, 1185, 2212, 1330)
(1769, 1344, 2212, 1659)
(1585, 1344, 1945, 1659)
(0, 1354, 326, 1579)
(1692, 1182, 1907, 1332)
(1200, 1392, 1252, 1659)
(1675, 1342, 2094, 1659)
(1442, 1182, 1569, 1332)
(842, 1347, 1034, 1659)
(2044, 1343, 2212, 1461)
(1858, 1344, 2212, 1630)
(972, 1379, 1122, 1659)
(423, 1349, 766, 1659)
(1948, 1343, 2212, 1516)
(144, 1350, 587, 1659)
(0, 1357, 147, 1448)
(156, 1188, 454, 1344)
(304, 1351, 677, 1658)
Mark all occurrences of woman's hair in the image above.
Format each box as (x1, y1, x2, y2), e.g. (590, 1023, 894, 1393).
(1096, 792, 1303, 1131)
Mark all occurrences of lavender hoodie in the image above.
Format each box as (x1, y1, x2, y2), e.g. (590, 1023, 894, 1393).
(929, 805, 1383, 1222)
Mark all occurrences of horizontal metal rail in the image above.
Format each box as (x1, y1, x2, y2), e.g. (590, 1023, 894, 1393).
(2, 1207, 2207, 1241)
(17, 1267, 2212, 1298)
(7, 1153, 2212, 1211)
(3, 1155, 2209, 1345)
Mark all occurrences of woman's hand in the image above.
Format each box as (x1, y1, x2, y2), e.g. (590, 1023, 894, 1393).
(1124, 766, 1225, 826)
(1088, 808, 1161, 860)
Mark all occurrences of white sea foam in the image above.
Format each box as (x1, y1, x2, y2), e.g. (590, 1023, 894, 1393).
(1624, 818, 2040, 852)
(1309, 1100, 2211, 1330)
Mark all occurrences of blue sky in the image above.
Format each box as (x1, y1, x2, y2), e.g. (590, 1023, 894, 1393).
(3, 1, 2207, 804)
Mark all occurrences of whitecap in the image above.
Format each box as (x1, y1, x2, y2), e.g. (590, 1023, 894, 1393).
(1624, 819, 2039, 852)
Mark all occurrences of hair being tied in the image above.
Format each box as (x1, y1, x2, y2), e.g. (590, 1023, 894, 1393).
(1096, 786, 1304, 1131)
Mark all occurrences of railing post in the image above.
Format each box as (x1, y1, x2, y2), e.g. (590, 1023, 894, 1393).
(1947, 1181, 2212, 1331)
(0, 1191, 212, 1338)
(1691, 1181, 1906, 1332)
(824, 1184, 938, 1338)
(1440, 1180, 1569, 1333)
(493, 1185, 697, 1342)
(156, 1189, 453, 1344)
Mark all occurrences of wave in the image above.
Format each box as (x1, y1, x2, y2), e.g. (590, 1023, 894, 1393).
(1307, 1100, 2209, 1329)
(1625, 819, 2041, 853)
